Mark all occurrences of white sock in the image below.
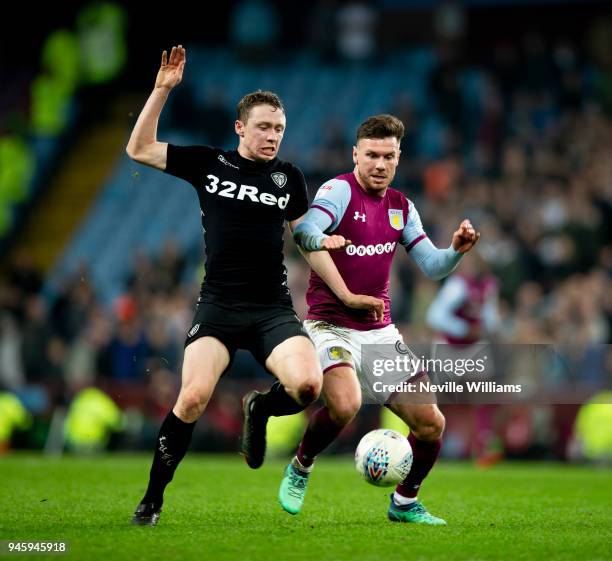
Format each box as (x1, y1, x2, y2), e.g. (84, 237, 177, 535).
(292, 456, 314, 473)
(393, 492, 417, 506)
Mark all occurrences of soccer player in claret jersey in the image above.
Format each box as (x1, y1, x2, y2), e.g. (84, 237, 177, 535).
(426, 251, 500, 346)
(426, 252, 502, 465)
(125, 45, 380, 526)
(281, 114, 480, 524)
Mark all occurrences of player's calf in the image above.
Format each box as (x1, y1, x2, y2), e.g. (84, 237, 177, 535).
(131, 411, 197, 527)
(277, 395, 357, 515)
(241, 377, 318, 469)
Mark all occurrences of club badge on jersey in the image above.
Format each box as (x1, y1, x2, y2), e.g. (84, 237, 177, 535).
(388, 209, 404, 230)
(271, 172, 287, 188)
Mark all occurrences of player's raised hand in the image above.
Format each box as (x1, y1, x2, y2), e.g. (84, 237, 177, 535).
(343, 293, 385, 322)
(320, 235, 352, 252)
(155, 45, 186, 91)
(452, 219, 481, 254)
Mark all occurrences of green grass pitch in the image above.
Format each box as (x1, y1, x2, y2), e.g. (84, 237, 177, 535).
(1, 454, 610, 561)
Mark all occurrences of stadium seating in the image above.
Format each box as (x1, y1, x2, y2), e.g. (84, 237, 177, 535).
(47, 46, 480, 302)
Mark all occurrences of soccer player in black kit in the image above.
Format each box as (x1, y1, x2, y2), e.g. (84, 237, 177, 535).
(124, 45, 339, 526)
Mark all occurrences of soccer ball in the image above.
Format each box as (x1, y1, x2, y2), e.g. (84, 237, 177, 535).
(355, 429, 413, 487)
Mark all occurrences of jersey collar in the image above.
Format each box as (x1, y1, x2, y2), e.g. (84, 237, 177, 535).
(349, 171, 387, 201)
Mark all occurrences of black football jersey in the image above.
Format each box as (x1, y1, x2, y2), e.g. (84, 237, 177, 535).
(164, 144, 308, 303)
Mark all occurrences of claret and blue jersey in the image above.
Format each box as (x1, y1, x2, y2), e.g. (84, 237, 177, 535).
(293, 170, 465, 331)
(303, 172, 430, 330)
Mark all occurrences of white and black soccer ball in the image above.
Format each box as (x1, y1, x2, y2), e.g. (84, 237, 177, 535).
(355, 429, 413, 487)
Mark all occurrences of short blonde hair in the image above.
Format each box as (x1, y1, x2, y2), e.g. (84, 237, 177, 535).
(236, 90, 285, 123)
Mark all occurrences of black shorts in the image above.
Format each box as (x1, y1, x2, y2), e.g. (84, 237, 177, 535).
(184, 295, 311, 367)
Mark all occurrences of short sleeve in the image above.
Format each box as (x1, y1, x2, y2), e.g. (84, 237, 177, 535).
(164, 144, 216, 185)
(284, 166, 309, 221)
(400, 198, 428, 251)
(310, 178, 352, 231)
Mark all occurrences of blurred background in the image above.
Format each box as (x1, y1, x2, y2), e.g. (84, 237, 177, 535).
(1, 0, 611, 464)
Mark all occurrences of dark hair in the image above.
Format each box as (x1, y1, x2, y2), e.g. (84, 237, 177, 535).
(236, 90, 285, 123)
(356, 114, 404, 143)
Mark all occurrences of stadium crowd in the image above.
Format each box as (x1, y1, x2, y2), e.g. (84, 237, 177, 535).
(1, 18, 611, 459)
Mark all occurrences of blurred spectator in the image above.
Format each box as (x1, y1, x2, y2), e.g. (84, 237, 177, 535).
(7, 252, 43, 305)
(107, 323, 148, 380)
(0, 310, 24, 390)
(489, 40, 521, 110)
(311, 118, 351, 179)
(145, 317, 179, 374)
(391, 93, 419, 163)
(50, 266, 97, 343)
(106, 295, 148, 380)
(0, 392, 32, 453)
(198, 88, 234, 147)
(64, 386, 123, 453)
(570, 392, 612, 463)
(167, 75, 201, 132)
(587, 18, 612, 115)
(308, 0, 340, 63)
(76, 1, 127, 85)
(230, 0, 279, 63)
(429, 43, 464, 137)
(336, 1, 377, 62)
(145, 367, 179, 422)
(20, 296, 54, 383)
(520, 32, 558, 94)
(426, 251, 500, 345)
(153, 239, 187, 294)
(64, 306, 113, 391)
(433, 1, 466, 44)
(41, 29, 80, 93)
(30, 72, 73, 136)
(0, 136, 35, 218)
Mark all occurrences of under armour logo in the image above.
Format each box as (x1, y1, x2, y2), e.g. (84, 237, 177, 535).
(354, 211, 366, 222)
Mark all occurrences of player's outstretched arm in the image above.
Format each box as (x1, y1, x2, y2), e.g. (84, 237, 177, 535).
(412, 218, 480, 279)
(290, 217, 384, 322)
(451, 219, 481, 253)
(403, 200, 480, 281)
(126, 45, 187, 170)
(407, 237, 463, 281)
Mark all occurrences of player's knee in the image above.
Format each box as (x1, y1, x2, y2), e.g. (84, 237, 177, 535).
(329, 397, 360, 426)
(412, 411, 445, 441)
(296, 375, 321, 406)
(176, 386, 210, 421)
(431, 412, 446, 439)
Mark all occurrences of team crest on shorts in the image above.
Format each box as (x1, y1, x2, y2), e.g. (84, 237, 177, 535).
(271, 172, 287, 188)
(327, 346, 351, 362)
(388, 209, 404, 230)
(188, 323, 200, 338)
